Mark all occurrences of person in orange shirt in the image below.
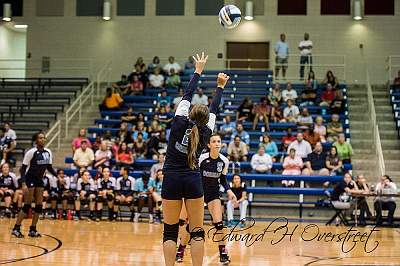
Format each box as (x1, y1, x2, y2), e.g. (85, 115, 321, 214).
(99, 88, 124, 111)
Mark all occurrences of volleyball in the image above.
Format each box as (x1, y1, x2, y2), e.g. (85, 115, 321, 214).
(218, 5, 242, 29)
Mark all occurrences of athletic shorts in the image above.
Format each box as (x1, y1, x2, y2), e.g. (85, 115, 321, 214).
(275, 57, 288, 69)
(204, 185, 221, 204)
(161, 170, 203, 200)
(117, 191, 133, 197)
(25, 177, 44, 188)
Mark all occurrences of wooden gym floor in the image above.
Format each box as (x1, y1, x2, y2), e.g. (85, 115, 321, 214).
(0, 218, 399, 265)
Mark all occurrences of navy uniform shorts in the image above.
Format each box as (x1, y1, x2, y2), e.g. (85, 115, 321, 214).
(203, 184, 221, 204)
(25, 177, 44, 188)
(161, 170, 203, 200)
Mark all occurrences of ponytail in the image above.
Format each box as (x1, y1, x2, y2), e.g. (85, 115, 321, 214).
(188, 125, 200, 170)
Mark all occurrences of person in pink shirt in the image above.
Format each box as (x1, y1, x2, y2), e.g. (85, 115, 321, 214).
(313, 116, 326, 142)
(71, 128, 91, 154)
(130, 75, 144, 95)
(282, 148, 303, 187)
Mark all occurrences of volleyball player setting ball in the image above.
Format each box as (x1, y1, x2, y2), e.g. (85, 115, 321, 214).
(176, 134, 237, 264)
(161, 52, 229, 266)
(12, 132, 57, 238)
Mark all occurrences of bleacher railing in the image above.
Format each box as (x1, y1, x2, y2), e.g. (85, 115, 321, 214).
(387, 55, 400, 83)
(366, 60, 386, 178)
(46, 120, 61, 149)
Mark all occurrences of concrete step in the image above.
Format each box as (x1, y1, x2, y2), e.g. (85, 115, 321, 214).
(384, 160, 400, 171)
(349, 121, 373, 130)
(379, 130, 399, 139)
(375, 105, 393, 112)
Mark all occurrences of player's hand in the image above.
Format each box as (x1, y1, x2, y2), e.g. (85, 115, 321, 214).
(193, 52, 208, 75)
(227, 190, 237, 202)
(217, 73, 230, 88)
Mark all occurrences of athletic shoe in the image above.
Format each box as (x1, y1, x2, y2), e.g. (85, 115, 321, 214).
(148, 214, 154, 224)
(220, 253, 231, 265)
(12, 229, 24, 238)
(175, 250, 184, 263)
(153, 217, 161, 224)
(28, 229, 41, 238)
(133, 213, 140, 223)
(89, 214, 96, 221)
(73, 215, 80, 221)
(227, 220, 234, 228)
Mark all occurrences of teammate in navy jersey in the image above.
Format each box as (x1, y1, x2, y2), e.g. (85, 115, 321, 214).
(74, 170, 97, 220)
(176, 134, 237, 264)
(12, 132, 57, 238)
(0, 163, 18, 217)
(96, 167, 116, 221)
(42, 174, 57, 219)
(0, 127, 15, 165)
(161, 52, 229, 266)
(114, 167, 135, 221)
(54, 169, 72, 219)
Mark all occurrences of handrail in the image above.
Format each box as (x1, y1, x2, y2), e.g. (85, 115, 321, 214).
(46, 120, 61, 149)
(65, 80, 95, 136)
(365, 57, 385, 178)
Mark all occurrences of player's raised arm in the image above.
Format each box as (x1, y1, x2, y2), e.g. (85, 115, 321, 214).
(175, 52, 208, 117)
(207, 73, 229, 130)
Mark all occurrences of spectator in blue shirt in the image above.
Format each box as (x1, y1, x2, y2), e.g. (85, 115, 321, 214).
(231, 123, 250, 145)
(259, 134, 278, 161)
(132, 122, 148, 142)
(219, 116, 236, 137)
(157, 90, 172, 108)
(275, 33, 289, 79)
(134, 173, 155, 223)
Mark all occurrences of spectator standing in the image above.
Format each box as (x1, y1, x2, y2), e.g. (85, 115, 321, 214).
(250, 146, 273, 174)
(274, 33, 289, 79)
(298, 32, 313, 80)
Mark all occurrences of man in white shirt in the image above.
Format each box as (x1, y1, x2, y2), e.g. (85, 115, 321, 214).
(283, 99, 300, 122)
(251, 146, 273, 174)
(288, 133, 312, 159)
(298, 32, 313, 80)
(149, 67, 164, 88)
(163, 56, 181, 74)
(282, 82, 298, 102)
(191, 87, 208, 105)
(73, 140, 95, 169)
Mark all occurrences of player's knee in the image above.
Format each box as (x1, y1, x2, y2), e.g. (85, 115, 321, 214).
(34, 204, 43, 214)
(22, 204, 31, 214)
(213, 221, 224, 231)
(190, 227, 205, 242)
(163, 222, 180, 243)
(106, 194, 114, 201)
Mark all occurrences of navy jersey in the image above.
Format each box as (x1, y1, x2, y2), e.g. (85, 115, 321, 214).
(199, 152, 230, 191)
(97, 177, 116, 191)
(43, 175, 57, 191)
(21, 147, 55, 182)
(43, 175, 50, 191)
(0, 173, 18, 190)
(116, 176, 135, 192)
(77, 178, 96, 192)
(0, 136, 12, 152)
(57, 177, 71, 192)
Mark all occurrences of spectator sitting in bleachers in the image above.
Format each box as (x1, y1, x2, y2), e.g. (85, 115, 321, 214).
(282, 148, 303, 187)
(327, 114, 343, 142)
(134, 173, 155, 223)
(147, 56, 161, 74)
(111, 138, 120, 157)
(116, 142, 134, 170)
(281, 128, 296, 153)
(300, 81, 317, 107)
(271, 101, 284, 122)
(268, 83, 282, 105)
(157, 90, 172, 108)
(147, 131, 168, 159)
(172, 88, 184, 111)
(4, 122, 17, 144)
(302, 142, 329, 176)
(99, 87, 124, 111)
(72, 129, 92, 154)
(91, 136, 102, 152)
(251, 146, 273, 174)
(355, 175, 372, 226)
(314, 116, 326, 143)
(112, 75, 130, 95)
(121, 107, 137, 125)
(231, 123, 250, 145)
(0, 127, 16, 165)
(322, 70, 339, 89)
(163, 56, 182, 74)
(330, 89, 345, 115)
(128, 63, 147, 86)
(184, 56, 195, 75)
(118, 122, 133, 145)
(236, 98, 254, 122)
(130, 75, 144, 96)
(288, 133, 312, 160)
(320, 83, 335, 107)
(374, 175, 397, 226)
(191, 87, 208, 105)
(133, 132, 147, 159)
(149, 67, 164, 89)
(228, 136, 248, 162)
(393, 70, 400, 89)
(101, 130, 115, 149)
(306, 70, 318, 90)
(73, 140, 94, 169)
(150, 153, 165, 179)
(132, 122, 148, 141)
(135, 57, 146, 72)
(252, 97, 271, 131)
(166, 68, 181, 89)
(325, 146, 343, 176)
(333, 134, 353, 164)
(282, 82, 298, 102)
(148, 120, 162, 139)
(259, 134, 278, 161)
(283, 99, 300, 123)
(227, 174, 248, 228)
(94, 141, 112, 168)
(157, 106, 173, 129)
(303, 126, 321, 147)
(219, 116, 236, 138)
(297, 108, 313, 129)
